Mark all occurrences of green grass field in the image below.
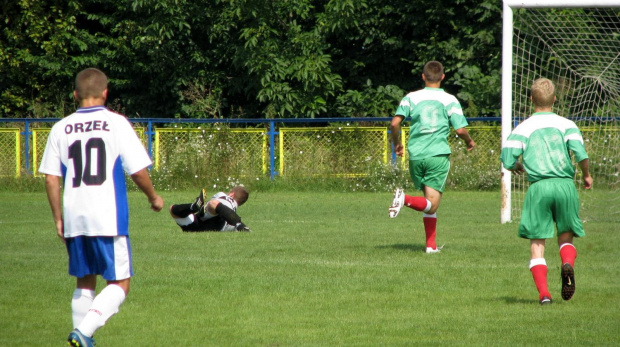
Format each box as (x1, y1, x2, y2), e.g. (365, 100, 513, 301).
(1, 190, 618, 346)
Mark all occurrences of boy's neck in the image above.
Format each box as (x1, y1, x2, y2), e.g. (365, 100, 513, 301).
(79, 98, 106, 108)
(534, 106, 553, 113)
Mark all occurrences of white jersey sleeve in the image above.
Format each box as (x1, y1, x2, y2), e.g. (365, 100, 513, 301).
(39, 106, 152, 237)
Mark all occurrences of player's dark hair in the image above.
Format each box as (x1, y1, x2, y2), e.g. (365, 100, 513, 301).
(423, 61, 444, 83)
(75, 68, 108, 100)
(231, 185, 249, 206)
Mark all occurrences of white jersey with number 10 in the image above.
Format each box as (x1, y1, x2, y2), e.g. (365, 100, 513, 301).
(39, 106, 152, 237)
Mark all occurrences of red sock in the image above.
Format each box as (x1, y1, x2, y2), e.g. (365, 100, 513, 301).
(405, 195, 430, 212)
(530, 261, 550, 300)
(559, 243, 577, 267)
(423, 214, 437, 249)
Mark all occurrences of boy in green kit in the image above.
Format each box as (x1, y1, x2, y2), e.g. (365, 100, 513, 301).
(388, 61, 475, 253)
(501, 78, 593, 305)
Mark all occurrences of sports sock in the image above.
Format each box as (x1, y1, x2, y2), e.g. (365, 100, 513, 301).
(215, 203, 242, 225)
(174, 214, 195, 226)
(529, 258, 551, 300)
(170, 204, 193, 218)
(423, 213, 437, 249)
(404, 195, 432, 213)
(71, 288, 95, 328)
(77, 284, 126, 337)
(559, 243, 577, 267)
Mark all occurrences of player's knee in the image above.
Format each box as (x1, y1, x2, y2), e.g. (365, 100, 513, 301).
(207, 199, 219, 214)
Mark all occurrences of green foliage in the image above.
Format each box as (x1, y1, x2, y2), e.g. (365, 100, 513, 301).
(0, 176, 45, 192)
(179, 81, 225, 118)
(237, 1, 343, 118)
(0, 0, 81, 117)
(1, 0, 503, 119)
(336, 82, 405, 118)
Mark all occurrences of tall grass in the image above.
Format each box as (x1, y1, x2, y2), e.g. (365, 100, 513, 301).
(0, 190, 618, 346)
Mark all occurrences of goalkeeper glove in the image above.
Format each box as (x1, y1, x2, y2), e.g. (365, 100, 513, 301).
(235, 222, 252, 232)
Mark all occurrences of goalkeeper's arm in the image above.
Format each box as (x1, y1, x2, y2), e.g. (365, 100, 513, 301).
(212, 201, 249, 231)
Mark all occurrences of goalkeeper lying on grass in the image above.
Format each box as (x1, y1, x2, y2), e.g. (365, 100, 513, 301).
(169, 185, 251, 232)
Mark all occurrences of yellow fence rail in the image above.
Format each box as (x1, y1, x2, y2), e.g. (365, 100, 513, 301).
(5, 121, 618, 192)
(0, 129, 21, 177)
(279, 127, 388, 177)
(30, 128, 147, 178)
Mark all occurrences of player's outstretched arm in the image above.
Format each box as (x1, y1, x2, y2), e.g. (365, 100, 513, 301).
(130, 168, 164, 212)
(578, 159, 593, 189)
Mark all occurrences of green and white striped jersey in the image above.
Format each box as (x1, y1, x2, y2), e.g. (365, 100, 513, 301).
(395, 87, 468, 160)
(500, 112, 589, 183)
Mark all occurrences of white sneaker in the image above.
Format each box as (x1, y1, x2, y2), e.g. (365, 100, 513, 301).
(389, 188, 405, 218)
(426, 245, 444, 254)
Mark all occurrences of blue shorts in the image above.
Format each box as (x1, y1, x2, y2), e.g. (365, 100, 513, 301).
(65, 236, 133, 281)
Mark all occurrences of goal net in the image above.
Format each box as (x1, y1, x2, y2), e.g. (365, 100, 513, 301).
(501, 1, 620, 223)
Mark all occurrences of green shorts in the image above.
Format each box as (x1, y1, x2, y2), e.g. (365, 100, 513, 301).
(518, 178, 585, 239)
(408, 155, 450, 193)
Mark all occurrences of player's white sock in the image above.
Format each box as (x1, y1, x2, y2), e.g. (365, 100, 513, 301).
(175, 214, 195, 226)
(529, 258, 547, 269)
(422, 200, 432, 213)
(77, 284, 126, 337)
(71, 288, 95, 328)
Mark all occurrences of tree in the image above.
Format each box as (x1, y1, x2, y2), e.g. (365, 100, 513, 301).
(1, 0, 503, 119)
(0, 0, 82, 117)
(320, 0, 502, 118)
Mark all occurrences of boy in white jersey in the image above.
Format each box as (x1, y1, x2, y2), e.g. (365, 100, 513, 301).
(388, 61, 475, 253)
(501, 78, 592, 305)
(39, 68, 164, 346)
(170, 185, 251, 232)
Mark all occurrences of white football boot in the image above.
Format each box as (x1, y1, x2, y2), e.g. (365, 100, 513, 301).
(389, 188, 405, 218)
(425, 245, 444, 254)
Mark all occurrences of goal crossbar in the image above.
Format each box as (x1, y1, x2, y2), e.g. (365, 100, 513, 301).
(504, 0, 620, 8)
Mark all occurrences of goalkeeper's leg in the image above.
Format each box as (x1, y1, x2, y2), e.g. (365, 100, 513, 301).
(213, 202, 250, 231)
(170, 204, 196, 227)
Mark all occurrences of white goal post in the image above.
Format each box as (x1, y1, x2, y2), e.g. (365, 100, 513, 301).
(501, 0, 620, 223)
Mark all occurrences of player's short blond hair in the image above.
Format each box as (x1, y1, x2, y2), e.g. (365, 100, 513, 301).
(423, 61, 444, 83)
(75, 68, 108, 100)
(531, 78, 555, 107)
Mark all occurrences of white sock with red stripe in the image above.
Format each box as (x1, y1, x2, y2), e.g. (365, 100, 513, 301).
(529, 258, 550, 300)
(77, 284, 126, 337)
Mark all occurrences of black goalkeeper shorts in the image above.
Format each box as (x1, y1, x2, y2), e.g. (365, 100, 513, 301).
(179, 216, 227, 232)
